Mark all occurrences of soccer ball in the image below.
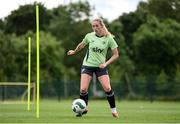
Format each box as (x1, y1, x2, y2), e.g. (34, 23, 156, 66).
(72, 99, 86, 114)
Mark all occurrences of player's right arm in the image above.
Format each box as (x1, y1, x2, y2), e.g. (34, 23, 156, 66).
(67, 41, 86, 55)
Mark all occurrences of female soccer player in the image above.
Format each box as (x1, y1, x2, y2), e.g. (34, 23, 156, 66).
(67, 18, 119, 118)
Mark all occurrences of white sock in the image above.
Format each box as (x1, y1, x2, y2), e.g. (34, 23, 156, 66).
(111, 107, 117, 113)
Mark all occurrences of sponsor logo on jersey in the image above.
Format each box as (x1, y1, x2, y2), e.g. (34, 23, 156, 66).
(92, 47, 104, 53)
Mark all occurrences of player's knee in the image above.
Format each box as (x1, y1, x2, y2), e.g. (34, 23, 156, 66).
(104, 87, 111, 93)
(80, 89, 88, 94)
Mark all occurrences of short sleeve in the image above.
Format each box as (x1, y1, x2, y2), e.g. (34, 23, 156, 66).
(109, 36, 118, 50)
(82, 34, 90, 45)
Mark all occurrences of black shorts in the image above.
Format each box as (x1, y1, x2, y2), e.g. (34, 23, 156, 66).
(81, 66, 108, 77)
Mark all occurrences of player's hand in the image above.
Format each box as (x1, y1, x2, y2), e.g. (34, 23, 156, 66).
(67, 50, 76, 55)
(99, 63, 107, 69)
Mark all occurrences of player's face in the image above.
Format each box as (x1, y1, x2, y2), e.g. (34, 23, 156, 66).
(92, 21, 103, 36)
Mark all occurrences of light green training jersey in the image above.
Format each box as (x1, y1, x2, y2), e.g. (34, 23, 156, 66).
(82, 32, 118, 67)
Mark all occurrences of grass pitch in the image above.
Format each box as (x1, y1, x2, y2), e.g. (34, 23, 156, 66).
(0, 100, 180, 123)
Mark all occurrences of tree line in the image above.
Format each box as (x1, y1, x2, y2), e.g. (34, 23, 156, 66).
(0, 0, 180, 101)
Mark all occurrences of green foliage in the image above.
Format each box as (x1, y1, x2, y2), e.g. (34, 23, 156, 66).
(48, 1, 92, 47)
(134, 74, 147, 95)
(67, 1, 92, 20)
(118, 11, 147, 48)
(174, 65, 180, 95)
(133, 16, 180, 75)
(0, 32, 17, 81)
(0, 19, 4, 32)
(0, 31, 69, 81)
(4, 3, 52, 35)
(156, 70, 169, 94)
(147, 0, 180, 21)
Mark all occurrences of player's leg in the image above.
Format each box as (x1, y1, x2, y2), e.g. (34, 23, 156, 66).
(80, 66, 93, 106)
(80, 73, 92, 106)
(97, 73, 119, 118)
(77, 66, 93, 117)
(76, 73, 92, 117)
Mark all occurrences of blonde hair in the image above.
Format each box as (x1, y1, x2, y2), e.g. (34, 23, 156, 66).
(93, 18, 112, 37)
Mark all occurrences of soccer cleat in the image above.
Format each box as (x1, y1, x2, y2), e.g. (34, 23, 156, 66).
(76, 109, 88, 117)
(76, 113, 82, 117)
(112, 112, 119, 118)
(82, 109, 88, 115)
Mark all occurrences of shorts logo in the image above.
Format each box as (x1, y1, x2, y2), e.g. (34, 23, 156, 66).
(81, 68, 86, 73)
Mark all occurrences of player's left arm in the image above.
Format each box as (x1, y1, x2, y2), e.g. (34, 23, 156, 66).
(99, 48, 119, 68)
